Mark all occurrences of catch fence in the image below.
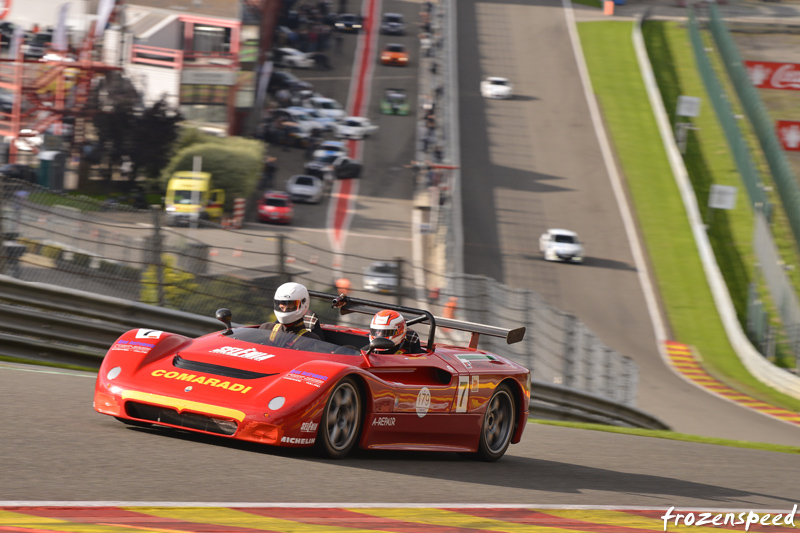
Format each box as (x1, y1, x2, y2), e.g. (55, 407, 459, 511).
(0, 176, 639, 406)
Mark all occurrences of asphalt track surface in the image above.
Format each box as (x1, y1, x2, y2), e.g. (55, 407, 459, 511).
(1, 363, 799, 508)
(455, 0, 800, 445)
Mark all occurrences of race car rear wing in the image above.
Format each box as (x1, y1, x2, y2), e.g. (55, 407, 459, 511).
(308, 290, 525, 350)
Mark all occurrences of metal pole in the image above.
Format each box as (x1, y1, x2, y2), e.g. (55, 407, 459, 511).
(152, 205, 164, 306)
(395, 256, 403, 307)
(562, 313, 577, 389)
(278, 234, 286, 282)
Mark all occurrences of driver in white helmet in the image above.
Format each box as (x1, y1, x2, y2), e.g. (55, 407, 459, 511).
(369, 309, 422, 354)
(259, 282, 323, 346)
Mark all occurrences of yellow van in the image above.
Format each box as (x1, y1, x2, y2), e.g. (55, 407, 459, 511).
(164, 171, 225, 226)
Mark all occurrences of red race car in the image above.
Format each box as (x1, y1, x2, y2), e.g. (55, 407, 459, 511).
(94, 292, 529, 461)
(257, 191, 293, 224)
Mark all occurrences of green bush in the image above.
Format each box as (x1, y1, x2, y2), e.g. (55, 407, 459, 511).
(160, 137, 263, 212)
(71, 253, 93, 268)
(16, 238, 39, 254)
(98, 259, 142, 281)
(40, 244, 64, 261)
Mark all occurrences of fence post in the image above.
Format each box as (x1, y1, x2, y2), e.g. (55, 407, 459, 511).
(562, 313, 578, 389)
(278, 234, 286, 283)
(395, 256, 404, 307)
(604, 347, 615, 400)
(151, 206, 164, 307)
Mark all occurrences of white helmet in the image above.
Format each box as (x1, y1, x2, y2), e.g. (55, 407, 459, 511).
(369, 310, 406, 351)
(273, 282, 310, 325)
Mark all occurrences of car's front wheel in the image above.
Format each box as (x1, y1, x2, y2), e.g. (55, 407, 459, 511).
(476, 384, 515, 462)
(317, 376, 362, 459)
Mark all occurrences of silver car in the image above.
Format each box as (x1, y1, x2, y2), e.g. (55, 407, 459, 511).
(362, 261, 400, 293)
(286, 174, 324, 204)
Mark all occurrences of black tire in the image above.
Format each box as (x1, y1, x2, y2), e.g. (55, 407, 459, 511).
(476, 384, 515, 462)
(316, 376, 362, 459)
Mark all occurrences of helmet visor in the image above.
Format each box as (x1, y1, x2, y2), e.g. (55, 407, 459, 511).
(370, 327, 399, 339)
(275, 299, 301, 313)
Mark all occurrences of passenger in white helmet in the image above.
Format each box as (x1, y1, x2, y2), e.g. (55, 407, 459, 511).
(259, 282, 324, 346)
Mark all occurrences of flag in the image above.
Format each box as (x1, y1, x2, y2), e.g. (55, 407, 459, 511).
(94, 0, 116, 38)
(8, 26, 23, 58)
(52, 3, 70, 51)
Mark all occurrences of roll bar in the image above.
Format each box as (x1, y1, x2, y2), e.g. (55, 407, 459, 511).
(308, 290, 525, 351)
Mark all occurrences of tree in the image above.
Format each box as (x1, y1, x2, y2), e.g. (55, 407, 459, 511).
(130, 98, 182, 181)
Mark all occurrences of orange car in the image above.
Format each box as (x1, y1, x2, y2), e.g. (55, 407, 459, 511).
(380, 43, 409, 66)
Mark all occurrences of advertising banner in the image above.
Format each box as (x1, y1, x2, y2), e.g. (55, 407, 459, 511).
(745, 60, 800, 90)
(776, 120, 800, 151)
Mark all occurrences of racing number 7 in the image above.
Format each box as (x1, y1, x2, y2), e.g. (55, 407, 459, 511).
(456, 376, 469, 412)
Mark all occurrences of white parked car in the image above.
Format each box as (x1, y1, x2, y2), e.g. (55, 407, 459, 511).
(480, 76, 513, 99)
(333, 116, 379, 140)
(286, 174, 325, 204)
(304, 96, 346, 120)
(539, 228, 584, 263)
(312, 140, 349, 160)
(303, 108, 338, 131)
(274, 47, 315, 68)
(283, 107, 325, 134)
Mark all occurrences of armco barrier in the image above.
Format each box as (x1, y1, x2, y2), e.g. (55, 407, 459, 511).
(0, 275, 667, 429)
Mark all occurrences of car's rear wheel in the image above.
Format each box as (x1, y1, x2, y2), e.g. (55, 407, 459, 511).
(476, 384, 515, 462)
(317, 376, 362, 459)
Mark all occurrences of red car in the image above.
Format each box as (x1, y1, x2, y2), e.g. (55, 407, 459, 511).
(257, 191, 293, 224)
(94, 292, 530, 461)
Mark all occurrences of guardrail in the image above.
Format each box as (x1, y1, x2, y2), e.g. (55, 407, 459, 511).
(0, 274, 668, 430)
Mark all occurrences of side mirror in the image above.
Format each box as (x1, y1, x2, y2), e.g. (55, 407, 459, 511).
(216, 308, 233, 334)
(363, 337, 396, 355)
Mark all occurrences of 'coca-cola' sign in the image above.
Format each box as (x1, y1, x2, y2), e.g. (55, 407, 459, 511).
(745, 61, 800, 90)
(777, 120, 800, 151)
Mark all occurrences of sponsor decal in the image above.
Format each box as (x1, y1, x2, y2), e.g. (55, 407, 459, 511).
(455, 354, 501, 369)
(111, 340, 155, 353)
(281, 436, 315, 445)
(300, 421, 318, 432)
(372, 416, 396, 427)
(456, 376, 469, 413)
(210, 346, 275, 361)
(150, 369, 252, 393)
(416, 387, 431, 418)
(283, 369, 328, 388)
(471, 375, 480, 392)
(136, 329, 163, 339)
(777, 120, 800, 151)
(745, 60, 800, 90)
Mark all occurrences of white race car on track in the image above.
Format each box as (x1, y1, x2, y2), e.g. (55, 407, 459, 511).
(333, 116, 379, 140)
(539, 228, 584, 263)
(480, 77, 513, 99)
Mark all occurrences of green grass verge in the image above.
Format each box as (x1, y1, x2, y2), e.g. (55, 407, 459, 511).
(532, 419, 800, 454)
(577, 21, 800, 412)
(0, 356, 98, 373)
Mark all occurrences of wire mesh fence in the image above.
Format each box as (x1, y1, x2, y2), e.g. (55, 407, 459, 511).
(0, 176, 639, 405)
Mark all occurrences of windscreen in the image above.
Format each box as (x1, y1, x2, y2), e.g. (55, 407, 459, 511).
(225, 327, 361, 355)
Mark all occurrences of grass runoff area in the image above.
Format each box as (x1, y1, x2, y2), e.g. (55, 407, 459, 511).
(532, 419, 800, 454)
(577, 19, 800, 412)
